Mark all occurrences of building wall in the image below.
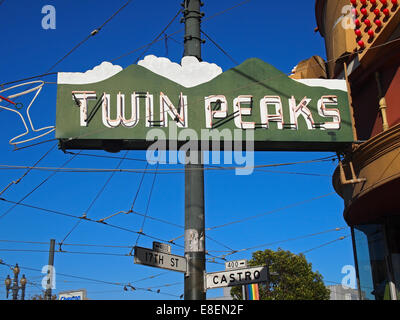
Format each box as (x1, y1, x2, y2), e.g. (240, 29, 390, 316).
(315, 0, 400, 224)
(315, 0, 400, 301)
(316, 0, 400, 141)
(315, 0, 357, 78)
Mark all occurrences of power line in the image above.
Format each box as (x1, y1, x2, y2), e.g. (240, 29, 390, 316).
(59, 242, 131, 249)
(134, 163, 159, 247)
(45, 0, 135, 73)
(0, 259, 182, 298)
(65, 151, 148, 163)
(110, 0, 253, 63)
(130, 162, 150, 212)
(12, 139, 58, 152)
(207, 192, 336, 231)
(1, 0, 252, 86)
(0, 248, 128, 257)
(124, 208, 183, 229)
(0, 1, 134, 88)
(205, 235, 236, 253)
(207, 163, 333, 177)
(214, 227, 347, 260)
(0, 142, 57, 197)
(0, 197, 184, 249)
(0, 239, 131, 249)
(66, 152, 332, 177)
(59, 151, 130, 246)
(0, 240, 49, 245)
(201, 29, 239, 65)
(0, 150, 80, 220)
(300, 235, 350, 255)
(134, 8, 183, 64)
(0, 227, 348, 258)
(203, 0, 251, 23)
(0, 156, 337, 174)
(0, 238, 231, 256)
(110, 8, 183, 64)
(94, 162, 182, 233)
(0, 72, 58, 88)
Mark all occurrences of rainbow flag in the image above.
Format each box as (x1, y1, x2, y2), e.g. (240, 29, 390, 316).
(245, 284, 260, 300)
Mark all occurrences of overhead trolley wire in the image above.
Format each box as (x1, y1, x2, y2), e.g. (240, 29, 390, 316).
(64, 152, 333, 177)
(202, 0, 252, 23)
(59, 151, 130, 247)
(110, 8, 183, 64)
(207, 192, 336, 231)
(110, 0, 253, 63)
(0, 248, 128, 257)
(0, 150, 80, 220)
(213, 227, 347, 260)
(200, 29, 239, 65)
(300, 235, 350, 255)
(0, 142, 57, 197)
(134, 162, 159, 248)
(129, 162, 150, 212)
(0, 155, 338, 174)
(45, 0, 135, 73)
(0, 72, 58, 88)
(0, 227, 349, 261)
(0, 198, 228, 263)
(94, 162, 162, 233)
(0, 197, 185, 249)
(12, 139, 58, 152)
(0, 259, 182, 298)
(0, 238, 230, 256)
(65, 151, 148, 163)
(0, 0, 134, 88)
(0, 190, 335, 247)
(133, 8, 183, 64)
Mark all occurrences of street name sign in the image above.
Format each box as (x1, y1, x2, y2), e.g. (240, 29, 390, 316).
(205, 266, 269, 290)
(153, 241, 171, 254)
(56, 56, 355, 152)
(225, 259, 248, 271)
(134, 246, 186, 273)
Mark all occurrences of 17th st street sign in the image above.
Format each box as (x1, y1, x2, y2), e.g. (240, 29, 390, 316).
(56, 56, 355, 152)
(134, 246, 187, 273)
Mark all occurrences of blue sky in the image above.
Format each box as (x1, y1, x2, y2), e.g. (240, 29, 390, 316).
(0, 0, 355, 300)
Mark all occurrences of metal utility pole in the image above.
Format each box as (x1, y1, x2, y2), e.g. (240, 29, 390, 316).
(182, 0, 206, 300)
(183, 0, 203, 60)
(44, 239, 55, 300)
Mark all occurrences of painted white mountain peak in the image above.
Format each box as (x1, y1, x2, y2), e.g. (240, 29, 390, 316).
(138, 55, 223, 88)
(57, 56, 346, 92)
(57, 55, 223, 87)
(58, 62, 123, 85)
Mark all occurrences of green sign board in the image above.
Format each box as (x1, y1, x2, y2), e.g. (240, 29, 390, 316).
(56, 57, 354, 152)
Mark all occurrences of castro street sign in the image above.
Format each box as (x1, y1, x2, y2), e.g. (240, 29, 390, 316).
(56, 56, 354, 152)
(205, 266, 269, 290)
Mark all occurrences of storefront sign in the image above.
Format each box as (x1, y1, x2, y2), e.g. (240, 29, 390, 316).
(56, 57, 354, 151)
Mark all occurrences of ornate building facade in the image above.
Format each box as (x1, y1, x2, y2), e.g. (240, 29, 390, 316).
(306, 0, 400, 300)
